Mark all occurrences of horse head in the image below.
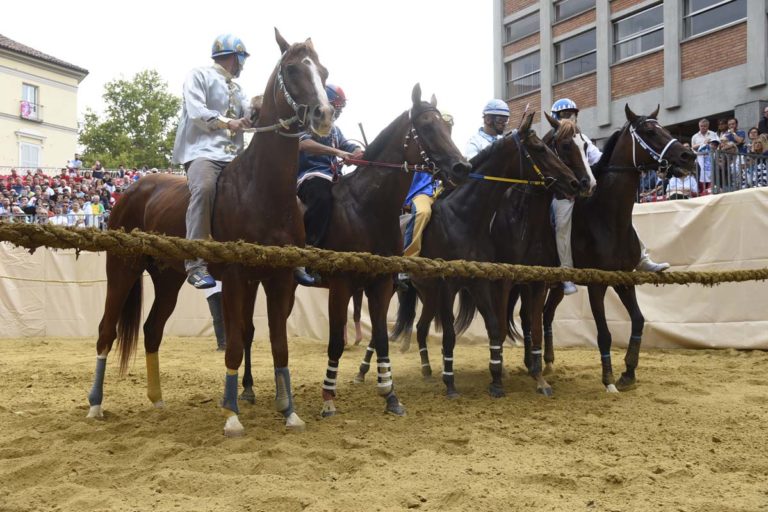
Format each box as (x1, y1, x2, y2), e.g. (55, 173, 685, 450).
(544, 112, 596, 196)
(405, 83, 471, 187)
(516, 111, 581, 198)
(272, 29, 334, 137)
(623, 104, 696, 177)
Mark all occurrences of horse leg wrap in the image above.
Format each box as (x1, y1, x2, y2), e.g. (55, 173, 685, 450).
(376, 358, 393, 397)
(322, 360, 339, 398)
(442, 352, 456, 391)
(543, 327, 555, 365)
(489, 345, 504, 383)
(601, 353, 615, 387)
(529, 349, 542, 377)
(274, 367, 295, 417)
(358, 345, 374, 376)
(222, 370, 240, 415)
(87, 354, 108, 407)
(625, 335, 641, 371)
(146, 352, 163, 406)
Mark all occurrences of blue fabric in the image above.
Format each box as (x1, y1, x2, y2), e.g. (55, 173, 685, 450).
(724, 129, 747, 153)
(87, 357, 107, 406)
(222, 372, 239, 414)
(404, 172, 436, 206)
(297, 126, 358, 182)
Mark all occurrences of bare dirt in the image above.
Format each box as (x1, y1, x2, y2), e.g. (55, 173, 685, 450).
(1, 337, 767, 512)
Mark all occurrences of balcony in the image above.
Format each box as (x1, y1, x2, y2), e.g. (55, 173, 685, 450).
(19, 100, 43, 122)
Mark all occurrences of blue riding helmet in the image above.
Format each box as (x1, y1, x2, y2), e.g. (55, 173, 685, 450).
(483, 99, 510, 117)
(551, 98, 579, 120)
(325, 84, 347, 110)
(211, 34, 250, 68)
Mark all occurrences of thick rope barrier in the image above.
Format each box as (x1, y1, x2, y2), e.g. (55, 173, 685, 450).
(1, 223, 766, 287)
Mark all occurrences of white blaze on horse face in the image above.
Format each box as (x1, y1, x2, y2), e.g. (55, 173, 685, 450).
(302, 57, 330, 109)
(575, 133, 597, 192)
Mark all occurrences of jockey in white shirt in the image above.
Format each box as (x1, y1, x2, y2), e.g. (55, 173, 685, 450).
(550, 98, 670, 296)
(465, 99, 509, 159)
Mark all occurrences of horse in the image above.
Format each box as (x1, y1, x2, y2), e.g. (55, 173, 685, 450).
(387, 111, 583, 398)
(278, 84, 470, 417)
(508, 104, 696, 392)
(86, 29, 335, 438)
(486, 114, 596, 396)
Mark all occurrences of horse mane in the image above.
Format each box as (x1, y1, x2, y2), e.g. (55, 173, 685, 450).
(555, 119, 578, 142)
(362, 111, 409, 159)
(591, 128, 622, 175)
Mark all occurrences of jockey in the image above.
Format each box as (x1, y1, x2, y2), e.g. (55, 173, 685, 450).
(465, 99, 509, 159)
(402, 113, 455, 258)
(294, 84, 364, 286)
(173, 33, 253, 289)
(550, 98, 670, 296)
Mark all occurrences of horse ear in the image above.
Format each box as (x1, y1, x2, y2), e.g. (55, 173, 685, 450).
(305, 38, 315, 51)
(650, 104, 660, 120)
(275, 28, 290, 54)
(430, 93, 437, 107)
(625, 103, 639, 124)
(544, 111, 559, 129)
(412, 83, 422, 107)
(520, 111, 534, 133)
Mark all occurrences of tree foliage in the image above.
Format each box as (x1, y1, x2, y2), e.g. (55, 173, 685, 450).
(79, 70, 181, 169)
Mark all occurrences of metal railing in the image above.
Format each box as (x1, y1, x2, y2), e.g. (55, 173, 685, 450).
(19, 100, 43, 122)
(0, 213, 108, 230)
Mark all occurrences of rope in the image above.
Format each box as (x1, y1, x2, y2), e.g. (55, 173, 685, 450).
(0, 223, 766, 287)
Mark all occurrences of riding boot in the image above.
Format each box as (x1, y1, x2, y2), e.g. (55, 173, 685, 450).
(294, 267, 321, 287)
(206, 290, 226, 351)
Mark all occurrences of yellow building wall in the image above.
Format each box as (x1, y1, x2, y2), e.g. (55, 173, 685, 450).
(0, 52, 83, 173)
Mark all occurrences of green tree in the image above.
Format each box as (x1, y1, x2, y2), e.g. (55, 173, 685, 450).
(79, 69, 181, 169)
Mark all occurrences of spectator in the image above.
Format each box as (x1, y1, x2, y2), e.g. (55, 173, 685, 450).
(0, 198, 11, 220)
(691, 118, 717, 152)
(49, 205, 69, 226)
(745, 135, 768, 187)
(667, 172, 699, 200)
(69, 201, 86, 228)
(746, 127, 760, 152)
(759, 106, 768, 135)
(698, 139, 719, 191)
(91, 161, 104, 180)
(638, 169, 658, 199)
(68, 153, 83, 170)
(716, 118, 729, 140)
(721, 118, 746, 153)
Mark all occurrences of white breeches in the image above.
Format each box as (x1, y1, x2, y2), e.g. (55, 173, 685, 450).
(552, 197, 574, 269)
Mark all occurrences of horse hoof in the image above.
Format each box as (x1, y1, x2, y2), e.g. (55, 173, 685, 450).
(353, 374, 365, 384)
(445, 390, 460, 400)
(152, 400, 165, 409)
(605, 384, 620, 394)
(223, 415, 245, 437)
(488, 385, 505, 398)
(421, 367, 433, 379)
(239, 389, 256, 404)
(385, 396, 406, 416)
(399, 342, 411, 354)
(86, 405, 103, 419)
(285, 412, 306, 432)
(616, 375, 637, 391)
(537, 386, 554, 397)
(320, 400, 336, 418)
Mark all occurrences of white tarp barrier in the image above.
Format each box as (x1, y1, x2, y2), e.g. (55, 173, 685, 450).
(1, 188, 766, 349)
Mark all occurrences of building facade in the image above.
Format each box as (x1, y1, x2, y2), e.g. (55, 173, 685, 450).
(494, 0, 768, 142)
(0, 34, 88, 171)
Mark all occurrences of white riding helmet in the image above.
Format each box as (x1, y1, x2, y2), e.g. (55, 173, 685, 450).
(483, 99, 510, 117)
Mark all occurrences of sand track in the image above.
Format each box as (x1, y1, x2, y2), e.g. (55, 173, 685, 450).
(1, 337, 766, 512)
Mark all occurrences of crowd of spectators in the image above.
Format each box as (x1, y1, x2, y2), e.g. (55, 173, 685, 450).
(0, 153, 180, 227)
(638, 108, 768, 202)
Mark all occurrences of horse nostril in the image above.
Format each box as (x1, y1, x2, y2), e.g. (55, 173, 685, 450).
(570, 180, 580, 191)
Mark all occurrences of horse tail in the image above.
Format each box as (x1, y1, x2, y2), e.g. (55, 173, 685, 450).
(454, 289, 477, 336)
(391, 283, 417, 341)
(116, 276, 143, 376)
(506, 285, 522, 341)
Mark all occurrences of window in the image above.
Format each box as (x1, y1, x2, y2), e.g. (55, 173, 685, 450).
(555, 29, 596, 82)
(19, 143, 41, 168)
(613, 4, 663, 62)
(684, 0, 746, 38)
(505, 11, 539, 43)
(20, 84, 40, 121)
(506, 51, 540, 98)
(554, 0, 595, 22)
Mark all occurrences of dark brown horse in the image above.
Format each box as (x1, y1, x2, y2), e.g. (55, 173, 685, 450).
(312, 84, 470, 417)
(86, 30, 335, 437)
(509, 104, 695, 392)
(387, 111, 582, 398)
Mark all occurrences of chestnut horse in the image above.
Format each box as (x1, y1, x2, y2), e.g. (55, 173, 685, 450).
(86, 30, 334, 437)
(387, 111, 583, 398)
(508, 104, 695, 392)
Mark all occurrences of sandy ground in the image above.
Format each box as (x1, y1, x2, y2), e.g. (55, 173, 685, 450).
(1, 336, 767, 512)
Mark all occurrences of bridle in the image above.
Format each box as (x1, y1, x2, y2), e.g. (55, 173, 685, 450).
(248, 52, 319, 138)
(606, 117, 678, 172)
(469, 129, 555, 188)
